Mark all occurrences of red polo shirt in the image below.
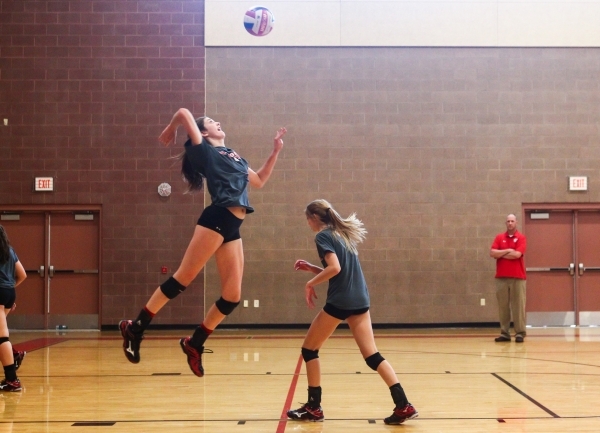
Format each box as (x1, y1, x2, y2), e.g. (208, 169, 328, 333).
(491, 230, 527, 279)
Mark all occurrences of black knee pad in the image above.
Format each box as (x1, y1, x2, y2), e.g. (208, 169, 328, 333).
(0, 337, 9, 346)
(365, 352, 385, 371)
(215, 297, 240, 315)
(160, 277, 187, 299)
(301, 347, 319, 362)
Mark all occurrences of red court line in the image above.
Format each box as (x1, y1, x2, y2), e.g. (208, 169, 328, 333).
(13, 337, 67, 352)
(276, 354, 303, 433)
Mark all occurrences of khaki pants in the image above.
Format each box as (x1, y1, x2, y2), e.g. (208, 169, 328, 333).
(495, 278, 527, 338)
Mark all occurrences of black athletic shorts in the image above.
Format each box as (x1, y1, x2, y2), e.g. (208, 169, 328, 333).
(323, 303, 369, 321)
(197, 205, 244, 243)
(0, 288, 16, 309)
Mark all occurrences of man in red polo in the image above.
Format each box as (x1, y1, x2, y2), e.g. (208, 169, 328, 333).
(490, 214, 527, 343)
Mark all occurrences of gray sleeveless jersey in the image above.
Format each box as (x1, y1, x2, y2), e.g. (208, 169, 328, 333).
(185, 139, 254, 213)
(315, 229, 370, 310)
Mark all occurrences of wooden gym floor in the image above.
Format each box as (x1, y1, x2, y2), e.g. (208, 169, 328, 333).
(2, 327, 600, 432)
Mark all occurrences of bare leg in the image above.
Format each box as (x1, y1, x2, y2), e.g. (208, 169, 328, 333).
(347, 311, 398, 386)
(0, 309, 13, 367)
(146, 225, 225, 314)
(301, 310, 341, 387)
(202, 238, 244, 329)
(179, 238, 246, 377)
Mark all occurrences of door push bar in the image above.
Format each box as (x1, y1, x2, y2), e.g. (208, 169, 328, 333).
(579, 263, 600, 276)
(25, 266, 45, 278)
(48, 266, 99, 278)
(526, 264, 575, 276)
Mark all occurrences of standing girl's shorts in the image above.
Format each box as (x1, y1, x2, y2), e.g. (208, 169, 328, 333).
(197, 205, 244, 243)
(323, 303, 369, 321)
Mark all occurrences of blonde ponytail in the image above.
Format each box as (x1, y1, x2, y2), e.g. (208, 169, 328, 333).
(305, 199, 367, 254)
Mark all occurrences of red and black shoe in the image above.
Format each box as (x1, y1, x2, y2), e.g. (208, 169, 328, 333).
(119, 320, 143, 364)
(13, 351, 25, 371)
(384, 403, 418, 425)
(0, 379, 21, 392)
(180, 337, 204, 377)
(287, 403, 324, 422)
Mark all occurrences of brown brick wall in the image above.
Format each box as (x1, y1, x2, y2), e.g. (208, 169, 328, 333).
(205, 47, 600, 325)
(0, 0, 206, 326)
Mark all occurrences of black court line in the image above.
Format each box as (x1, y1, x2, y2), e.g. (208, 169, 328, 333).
(72, 422, 116, 426)
(492, 373, 560, 418)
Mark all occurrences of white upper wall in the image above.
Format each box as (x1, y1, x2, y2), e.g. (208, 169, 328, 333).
(205, 0, 600, 47)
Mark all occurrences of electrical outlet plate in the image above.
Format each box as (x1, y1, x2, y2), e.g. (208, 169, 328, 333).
(254, 300, 259, 308)
(243, 300, 248, 307)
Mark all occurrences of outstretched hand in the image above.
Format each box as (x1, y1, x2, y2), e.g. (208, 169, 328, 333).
(158, 124, 178, 147)
(305, 284, 317, 309)
(273, 127, 286, 152)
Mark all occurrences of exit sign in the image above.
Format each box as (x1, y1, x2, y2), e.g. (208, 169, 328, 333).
(34, 177, 54, 191)
(569, 176, 588, 191)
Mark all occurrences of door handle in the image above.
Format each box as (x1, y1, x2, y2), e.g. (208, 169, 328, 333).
(579, 263, 584, 276)
(569, 263, 574, 276)
(49, 265, 54, 278)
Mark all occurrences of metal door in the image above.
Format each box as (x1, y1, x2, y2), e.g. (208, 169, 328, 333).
(524, 206, 600, 326)
(576, 211, 600, 325)
(524, 211, 575, 326)
(0, 209, 100, 329)
(0, 213, 46, 328)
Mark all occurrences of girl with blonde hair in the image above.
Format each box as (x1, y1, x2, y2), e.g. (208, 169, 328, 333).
(287, 200, 418, 425)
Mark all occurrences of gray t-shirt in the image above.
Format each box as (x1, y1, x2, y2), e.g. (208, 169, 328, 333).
(185, 139, 254, 213)
(0, 248, 18, 290)
(315, 229, 370, 310)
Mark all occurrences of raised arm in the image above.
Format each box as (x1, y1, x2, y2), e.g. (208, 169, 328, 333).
(158, 108, 203, 147)
(248, 127, 286, 189)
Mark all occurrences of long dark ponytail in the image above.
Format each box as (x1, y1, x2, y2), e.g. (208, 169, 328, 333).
(174, 116, 207, 193)
(0, 225, 11, 264)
